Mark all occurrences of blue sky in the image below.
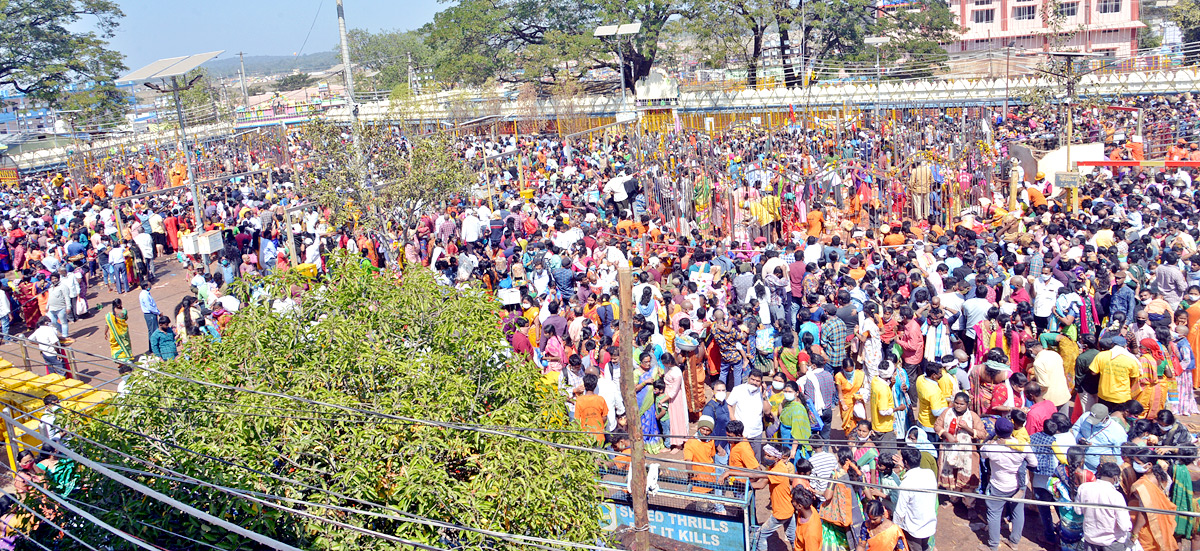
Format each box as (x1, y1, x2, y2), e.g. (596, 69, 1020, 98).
(107, 0, 440, 70)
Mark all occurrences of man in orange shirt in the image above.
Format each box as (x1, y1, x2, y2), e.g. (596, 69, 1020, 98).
(718, 420, 768, 489)
(754, 445, 799, 551)
(792, 487, 822, 551)
(1170, 139, 1189, 161)
(574, 374, 608, 444)
(684, 416, 718, 495)
(806, 209, 824, 238)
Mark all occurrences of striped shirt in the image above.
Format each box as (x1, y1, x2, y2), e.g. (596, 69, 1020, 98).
(809, 451, 839, 495)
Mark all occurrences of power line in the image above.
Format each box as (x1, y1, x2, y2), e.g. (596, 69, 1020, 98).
(57, 409, 622, 551)
(296, 0, 326, 59)
(0, 486, 102, 551)
(0, 408, 307, 551)
(15, 479, 163, 551)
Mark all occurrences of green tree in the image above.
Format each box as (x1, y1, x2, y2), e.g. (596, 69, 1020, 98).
(424, 0, 681, 91)
(347, 29, 435, 91)
(54, 258, 603, 550)
(687, 0, 775, 88)
(0, 0, 126, 107)
(799, 0, 960, 83)
(1172, 0, 1200, 60)
(56, 81, 131, 131)
(277, 73, 316, 92)
(298, 115, 475, 231)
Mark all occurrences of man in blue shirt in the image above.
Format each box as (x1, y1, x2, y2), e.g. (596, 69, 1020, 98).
(1071, 403, 1127, 471)
(138, 281, 161, 351)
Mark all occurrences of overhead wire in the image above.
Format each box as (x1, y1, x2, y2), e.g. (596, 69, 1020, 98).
(55, 409, 622, 551)
(0, 486, 102, 551)
(16, 479, 164, 551)
(61, 353, 1200, 517)
(0, 408, 307, 551)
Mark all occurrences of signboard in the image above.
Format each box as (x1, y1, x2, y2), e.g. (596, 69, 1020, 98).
(705, 117, 715, 131)
(600, 502, 746, 551)
(0, 168, 15, 188)
(1056, 171, 1081, 189)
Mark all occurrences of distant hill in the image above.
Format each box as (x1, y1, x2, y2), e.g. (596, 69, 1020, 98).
(202, 51, 341, 78)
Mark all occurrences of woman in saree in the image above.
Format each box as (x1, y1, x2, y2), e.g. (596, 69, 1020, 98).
(102, 299, 133, 360)
(15, 272, 41, 329)
(835, 359, 868, 436)
(972, 308, 1005, 365)
(822, 447, 867, 551)
(856, 500, 906, 551)
(934, 392, 987, 511)
(850, 420, 879, 484)
(634, 348, 662, 446)
(1127, 458, 1179, 551)
(1048, 446, 1095, 551)
(1137, 333, 1176, 418)
(970, 348, 1007, 419)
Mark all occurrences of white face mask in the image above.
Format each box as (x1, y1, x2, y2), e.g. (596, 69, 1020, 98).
(714, 391, 727, 402)
(1133, 462, 1150, 473)
(772, 381, 785, 391)
(783, 392, 797, 402)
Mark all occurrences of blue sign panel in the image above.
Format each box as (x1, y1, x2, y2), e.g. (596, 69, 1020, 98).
(600, 502, 746, 551)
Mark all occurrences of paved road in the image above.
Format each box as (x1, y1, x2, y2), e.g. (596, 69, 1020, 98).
(0, 255, 198, 391)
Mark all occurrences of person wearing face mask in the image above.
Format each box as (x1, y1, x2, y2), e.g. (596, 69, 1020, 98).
(703, 381, 732, 462)
(684, 416, 720, 499)
(893, 446, 938, 551)
(1125, 448, 1177, 551)
(1032, 266, 1064, 334)
(778, 381, 813, 460)
(727, 370, 767, 460)
(870, 361, 904, 453)
(1154, 409, 1193, 449)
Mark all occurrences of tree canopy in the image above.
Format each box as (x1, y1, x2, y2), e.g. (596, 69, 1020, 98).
(1, 0, 126, 108)
(53, 258, 603, 550)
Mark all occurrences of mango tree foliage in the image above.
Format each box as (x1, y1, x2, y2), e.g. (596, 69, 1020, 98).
(51, 257, 603, 550)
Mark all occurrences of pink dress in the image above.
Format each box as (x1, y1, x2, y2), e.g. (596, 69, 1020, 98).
(663, 366, 689, 447)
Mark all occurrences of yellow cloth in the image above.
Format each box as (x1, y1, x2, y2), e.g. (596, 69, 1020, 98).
(916, 375, 944, 429)
(870, 377, 895, 433)
(1091, 349, 1140, 403)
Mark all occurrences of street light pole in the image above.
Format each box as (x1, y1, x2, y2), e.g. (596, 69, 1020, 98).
(169, 75, 211, 275)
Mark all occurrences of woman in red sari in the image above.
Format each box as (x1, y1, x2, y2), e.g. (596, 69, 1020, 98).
(15, 272, 42, 329)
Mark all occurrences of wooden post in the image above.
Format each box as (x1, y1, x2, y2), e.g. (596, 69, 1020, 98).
(19, 340, 30, 370)
(66, 348, 78, 380)
(1009, 169, 1019, 212)
(616, 266, 649, 551)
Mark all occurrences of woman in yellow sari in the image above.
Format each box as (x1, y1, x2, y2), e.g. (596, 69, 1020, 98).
(103, 299, 133, 360)
(835, 360, 867, 435)
(1127, 457, 1179, 551)
(1138, 337, 1174, 418)
(856, 500, 906, 551)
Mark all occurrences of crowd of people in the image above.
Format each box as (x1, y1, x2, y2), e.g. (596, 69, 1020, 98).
(6, 93, 1200, 551)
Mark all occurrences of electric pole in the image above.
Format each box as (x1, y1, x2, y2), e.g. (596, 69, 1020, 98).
(407, 51, 415, 95)
(238, 51, 249, 105)
(335, 0, 368, 195)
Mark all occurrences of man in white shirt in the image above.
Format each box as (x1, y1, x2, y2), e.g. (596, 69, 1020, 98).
(133, 230, 156, 279)
(107, 243, 128, 294)
(894, 447, 937, 551)
(726, 369, 765, 459)
(1078, 462, 1132, 550)
(584, 366, 623, 431)
(30, 316, 65, 375)
(980, 417, 1038, 551)
(1031, 266, 1064, 333)
(45, 273, 70, 337)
